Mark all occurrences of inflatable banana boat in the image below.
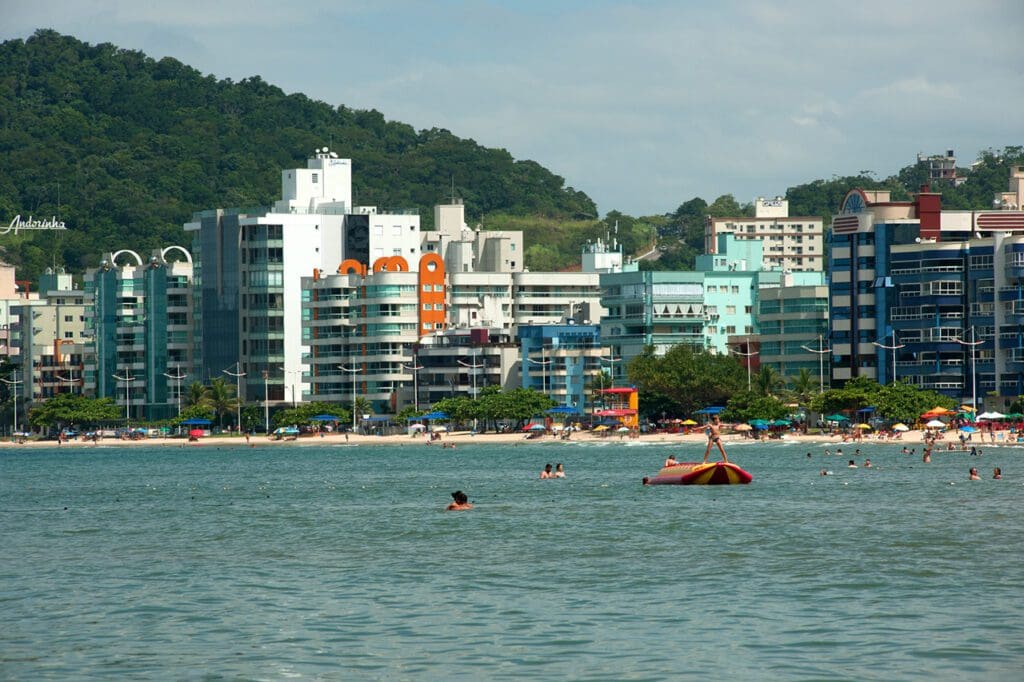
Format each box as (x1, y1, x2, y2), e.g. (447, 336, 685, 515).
(643, 461, 752, 486)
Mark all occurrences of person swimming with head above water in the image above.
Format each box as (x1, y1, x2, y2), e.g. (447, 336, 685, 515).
(446, 490, 473, 511)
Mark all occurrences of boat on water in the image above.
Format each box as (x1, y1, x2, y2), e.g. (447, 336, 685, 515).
(643, 461, 752, 486)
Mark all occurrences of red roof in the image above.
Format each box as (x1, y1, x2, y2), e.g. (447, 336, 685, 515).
(599, 387, 637, 394)
(594, 408, 637, 417)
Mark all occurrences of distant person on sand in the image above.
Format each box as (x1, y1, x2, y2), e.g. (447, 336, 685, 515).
(664, 454, 679, 467)
(702, 415, 728, 463)
(969, 467, 981, 481)
(540, 463, 553, 479)
(447, 490, 473, 511)
(554, 463, 566, 478)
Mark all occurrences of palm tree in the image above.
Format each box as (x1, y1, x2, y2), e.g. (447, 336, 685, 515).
(185, 381, 212, 410)
(754, 366, 785, 397)
(206, 377, 238, 428)
(789, 368, 818, 404)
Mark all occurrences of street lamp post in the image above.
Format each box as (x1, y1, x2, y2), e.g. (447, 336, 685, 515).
(401, 358, 424, 412)
(801, 335, 832, 394)
(222, 362, 246, 435)
(262, 369, 270, 434)
(338, 364, 359, 432)
(0, 370, 22, 436)
(163, 366, 186, 417)
(872, 331, 905, 386)
(528, 353, 553, 396)
(954, 326, 982, 414)
(730, 345, 758, 392)
(55, 374, 79, 394)
(457, 350, 485, 431)
(112, 372, 135, 427)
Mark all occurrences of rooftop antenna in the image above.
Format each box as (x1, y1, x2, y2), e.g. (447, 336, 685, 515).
(450, 174, 456, 204)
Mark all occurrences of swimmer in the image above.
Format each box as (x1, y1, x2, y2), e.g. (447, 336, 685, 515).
(848, 460, 857, 468)
(664, 453, 679, 467)
(923, 447, 932, 464)
(824, 448, 831, 456)
(554, 463, 566, 478)
(902, 446, 909, 454)
(446, 490, 473, 511)
(820, 469, 831, 476)
(806, 452, 812, 458)
(969, 467, 981, 481)
(540, 463, 553, 479)
(702, 415, 728, 463)
(993, 467, 1002, 480)
(864, 459, 872, 468)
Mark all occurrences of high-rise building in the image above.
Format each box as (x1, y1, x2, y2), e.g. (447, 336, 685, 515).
(185, 148, 420, 406)
(705, 197, 824, 272)
(83, 248, 195, 421)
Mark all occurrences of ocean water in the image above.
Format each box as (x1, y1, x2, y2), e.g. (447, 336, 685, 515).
(2, 438, 1023, 680)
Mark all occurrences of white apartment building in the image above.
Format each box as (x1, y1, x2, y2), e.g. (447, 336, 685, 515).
(185, 148, 420, 405)
(705, 197, 824, 272)
(422, 200, 523, 273)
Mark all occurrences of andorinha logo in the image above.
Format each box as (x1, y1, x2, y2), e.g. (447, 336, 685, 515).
(1, 215, 69, 236)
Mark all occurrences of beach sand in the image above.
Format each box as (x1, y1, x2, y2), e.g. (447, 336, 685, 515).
(0, 428, 943, 449)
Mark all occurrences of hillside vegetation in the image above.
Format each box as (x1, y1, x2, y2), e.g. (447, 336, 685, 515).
(0, 30, 1020, 281)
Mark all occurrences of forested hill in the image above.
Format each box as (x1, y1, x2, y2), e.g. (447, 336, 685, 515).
(0, 30, 598, 279)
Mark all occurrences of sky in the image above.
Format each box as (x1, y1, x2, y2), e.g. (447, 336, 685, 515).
(2, 0, 1022, 217)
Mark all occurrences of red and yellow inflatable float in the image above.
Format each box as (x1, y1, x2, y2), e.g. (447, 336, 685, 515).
(643, 461, 753, 486)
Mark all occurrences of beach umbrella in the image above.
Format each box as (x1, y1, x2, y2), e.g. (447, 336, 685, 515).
(892, 423, 910, 432)
(734, 424, 753, 431)
(854, 423, 872, 429)
(926, 419, 947, 428)
(616, 426, 631, 433)
(181, 417, 212, 426)
(432, 425, 448, 433)
(824, 414, 849, 422)
(681, 419, 698, 425)
(592, 425, 609, 432)
(409, 423, 426, 431)
(310, 414, 341, 422)
(525, 423, 546, 431)
(959, 425, 977, 433)
(978, 411, 1004, 420)
(188, 429, 204, 438)
(1004, 412, 1024, 419)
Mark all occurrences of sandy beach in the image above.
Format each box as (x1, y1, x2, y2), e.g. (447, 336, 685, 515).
(0, 428, 952, 449)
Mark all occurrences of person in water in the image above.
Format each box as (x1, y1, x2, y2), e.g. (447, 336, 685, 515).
(993, 467, 1002, 480)
(848, 460, 857, 468)
(702, 415, 728, 463)
(664, 453, 679, 467)
(969, 467, 981, 481)
(540, 463, 554, 479)
(554, 463, 566, 478)
(447, 490, 473, 511)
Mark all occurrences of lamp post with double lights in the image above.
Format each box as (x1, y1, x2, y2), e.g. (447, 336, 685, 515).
(872, 331, 905, 386)
(401, 358, 424, 412)
(112, 371, 135, 427)
(163, 366, 186, 417)
(0, 369, 22, 436)
(338, 364, 359, 432)
(954, 326, 982, 415)
(801, 334, 832, 394)
(222, 362, 246, 435)
(730, 344, 758, 392)
(528, 350, 553, 396)
(457, 351, 485, 431)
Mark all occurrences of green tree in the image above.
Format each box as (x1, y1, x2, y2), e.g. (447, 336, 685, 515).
(753, 365, 785, 397)
(788, 368, 818, 405)
(205, 377, 238, 428)
(27, 393, 121, 430)
(628, 345, 745, 417)
(721, 392, 790, 423)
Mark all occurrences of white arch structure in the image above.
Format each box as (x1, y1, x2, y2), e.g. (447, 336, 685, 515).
(110, 249, 144, 267)
(161, 246, 193, 264)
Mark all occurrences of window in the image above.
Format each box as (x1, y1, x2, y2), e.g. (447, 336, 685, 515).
(731, 286, 739, 294)
(312, 173, 319, 183)
(64, 331, 74, 339)
(64, 315, 73, 322)
(393, 225, 402, 236)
